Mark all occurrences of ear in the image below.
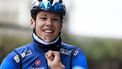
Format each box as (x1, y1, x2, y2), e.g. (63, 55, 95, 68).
(59, 22, 63, 33)
(30, 18, 36, 29)
(60, 22, 63, 29)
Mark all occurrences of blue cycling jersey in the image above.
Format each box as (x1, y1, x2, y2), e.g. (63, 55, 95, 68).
(0, 36, 88, 69)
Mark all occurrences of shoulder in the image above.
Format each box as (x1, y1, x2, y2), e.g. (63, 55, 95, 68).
(61, 42, 77, 49)
(4, 43, 31, 61)
(15, 43, 32, 52)
(2, 43, 32, 64)
(0, 49, 21, 69)
(61, 42, 83, 52)
(61, 43, 88, 69)
(61, 42, 88, 68)
(60, 42, 84, 55)
(61, 42, 87, 61)
(0, 43, 32, 69)
(13, 43, 34, 59)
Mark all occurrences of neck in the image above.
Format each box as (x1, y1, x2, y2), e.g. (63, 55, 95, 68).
(33, 33, 59, 45)
(32, 33, 62, 52)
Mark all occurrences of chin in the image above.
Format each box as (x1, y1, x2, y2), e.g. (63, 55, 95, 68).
(44, 40, 51, 42)
(44, 38, 53, 42)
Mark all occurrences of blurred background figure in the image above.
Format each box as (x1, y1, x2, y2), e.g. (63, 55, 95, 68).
(0, 0, 122, 69)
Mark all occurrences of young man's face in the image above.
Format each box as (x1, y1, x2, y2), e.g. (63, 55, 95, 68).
(31, 11, 63, 42)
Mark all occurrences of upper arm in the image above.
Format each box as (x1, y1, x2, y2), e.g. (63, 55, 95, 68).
(0, 51, 20, 69)
(72, 48, 88, 69)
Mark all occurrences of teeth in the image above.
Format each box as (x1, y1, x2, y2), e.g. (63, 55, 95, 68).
(44, 30, 53, 33)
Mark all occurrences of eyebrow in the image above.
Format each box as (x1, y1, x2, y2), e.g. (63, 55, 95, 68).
(52, 14, 60, 17)
(40, 14, 47, 16)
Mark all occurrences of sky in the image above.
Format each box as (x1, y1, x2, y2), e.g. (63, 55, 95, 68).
(66, 0, 122, 39)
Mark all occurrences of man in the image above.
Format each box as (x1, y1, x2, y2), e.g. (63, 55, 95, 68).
(0, 0, 88, 69)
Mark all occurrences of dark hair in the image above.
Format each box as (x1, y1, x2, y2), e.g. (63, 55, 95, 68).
(31, 7, 40, 20)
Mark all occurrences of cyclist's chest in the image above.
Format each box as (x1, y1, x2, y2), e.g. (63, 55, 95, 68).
(22, 52, 48, 69)
(21, 50, 71, 69)
(22, 53, 70, 69)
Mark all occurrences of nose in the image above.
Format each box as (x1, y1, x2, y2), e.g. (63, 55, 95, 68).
(46, 19, 53, 26)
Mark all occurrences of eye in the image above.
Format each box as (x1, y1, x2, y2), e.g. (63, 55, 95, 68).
(52, 18, 60, 21)
(40, 17, 47, 20)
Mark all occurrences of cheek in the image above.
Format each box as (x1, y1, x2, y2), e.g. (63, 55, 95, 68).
(56, 25, 62, 32)
(36, 21, 44, 29)
(59, 24, 62, 30)
(35, 23, 43, 33)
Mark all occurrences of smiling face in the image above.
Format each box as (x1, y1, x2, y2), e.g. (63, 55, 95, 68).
(31, 11, 63, 42)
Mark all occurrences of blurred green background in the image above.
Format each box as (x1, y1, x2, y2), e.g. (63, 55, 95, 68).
(0, 0, 122, 69)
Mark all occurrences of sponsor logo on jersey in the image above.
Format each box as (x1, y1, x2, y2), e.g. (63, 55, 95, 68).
(73, 66, 85, 69)
(25, 49, 32, 56)
(35, 59, 41, 66)
(60, 48, 71, 55)
(31, 67, 44, 69)
(21, 49, 32, 58)
(31, 59, 43, 69)
(74, 50, 79, 56)
(14, 55, 20, 63)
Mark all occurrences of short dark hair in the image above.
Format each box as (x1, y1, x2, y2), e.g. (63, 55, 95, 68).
(31, 7, 40, 20)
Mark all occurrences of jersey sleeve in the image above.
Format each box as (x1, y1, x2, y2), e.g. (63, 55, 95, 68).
(0, 51, 20, 69)
(72, 48, 88, 69)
